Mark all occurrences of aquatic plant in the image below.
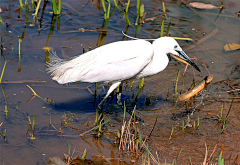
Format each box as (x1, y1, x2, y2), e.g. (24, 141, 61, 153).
(51, 0, 61, 15)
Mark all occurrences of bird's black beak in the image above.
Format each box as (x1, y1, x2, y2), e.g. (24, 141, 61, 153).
(171, 50, 201, 72)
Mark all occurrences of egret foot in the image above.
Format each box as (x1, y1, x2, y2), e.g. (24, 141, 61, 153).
(116, 93, 123, 107)
(97, 97, 108, 112)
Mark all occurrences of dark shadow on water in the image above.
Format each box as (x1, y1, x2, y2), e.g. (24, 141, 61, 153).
(48, 93, 166, 114)
(50, 98, 98, 113)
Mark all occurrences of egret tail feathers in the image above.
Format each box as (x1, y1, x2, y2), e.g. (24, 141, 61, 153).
(46, 50, 67, 76)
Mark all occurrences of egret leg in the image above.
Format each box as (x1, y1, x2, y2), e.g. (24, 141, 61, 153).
(116, 84, 123, 107)
(97, 82, 121, 110)
(117, 93, 122, 106)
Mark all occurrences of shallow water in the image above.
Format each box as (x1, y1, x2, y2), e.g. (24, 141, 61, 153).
(0, 0, 240, 164)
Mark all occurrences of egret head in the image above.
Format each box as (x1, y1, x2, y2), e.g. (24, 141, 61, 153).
(154, 37, 201, 72)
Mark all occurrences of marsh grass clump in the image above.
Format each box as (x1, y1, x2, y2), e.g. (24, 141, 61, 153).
(26, 114, 36, 140)
(217, 99, 234, 134)
(48, 145, 93, 165)
(118, 106, 143, 161)
(116, 106, 158, 164)
(202, 143, 227, 165)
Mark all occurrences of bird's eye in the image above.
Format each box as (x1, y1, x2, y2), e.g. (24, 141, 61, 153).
(174, 45, 178, 49)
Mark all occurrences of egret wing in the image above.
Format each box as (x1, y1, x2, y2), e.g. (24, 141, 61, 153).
(48, 40, 153, 84)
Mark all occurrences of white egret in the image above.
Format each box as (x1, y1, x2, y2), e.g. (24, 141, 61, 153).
(47, 37, 200, 109)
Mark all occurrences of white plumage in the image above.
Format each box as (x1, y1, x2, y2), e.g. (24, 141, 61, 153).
(47, 37, 200, 108)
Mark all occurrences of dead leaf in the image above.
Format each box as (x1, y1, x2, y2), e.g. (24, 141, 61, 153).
(224, 43, 240, 51)
(189, 2, 219, 9)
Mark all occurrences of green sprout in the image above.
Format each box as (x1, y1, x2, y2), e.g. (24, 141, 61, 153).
(19, 0, 23, 7)
(81, 149, 87, 161)
(0, 61, 7, 82)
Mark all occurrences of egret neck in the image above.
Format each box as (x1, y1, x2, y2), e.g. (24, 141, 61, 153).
(137, 39, 169, 78)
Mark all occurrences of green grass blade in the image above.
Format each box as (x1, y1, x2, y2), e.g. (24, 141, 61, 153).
(3, 129, 6, 139)
(135, 0, 141, 25)
(220, 102, 223, 119)
(175, 70, 180, 94)
(81, 148, 87, 161)
(140, 4, 144, 17)
(162, 1, 166, 13)
(32, 114, 35, 132)
(126, 0, 130, 12)
(27, 114, 32, 125)
(0, 16, 3, 25)
(18, 37, 22, 72)
(58, 0, 61, 14)
(101, 0, 107, 19)
(218, 152, 224, 165)
(0, 61, 7, 82)
(34, 0, 41, 16)
(18, 37, 22, 56)
(125, 13, 131, 25)
(67, 142, 71, 156)
(19, 0, 23, 7)
(4, 105, 8, 116)
(49, 116, 52, 126)
(52, 0, 57, 14)
(197, 117, 200, 129)
(182, 120, 185, 131)
(24, 0, 27, 6)
(113, 0, 118, 8)
(113, 0, 122, 11)
(106, 0, 110, 19)
(165, 22, 171, 36)
(160, 18, 164, 37)
(136, 0, 140, 15)
(178, 148, 183, 157)
(189, 156, 192, 165)
(221, 120, 226, 133)
(144, 144, 158, 163)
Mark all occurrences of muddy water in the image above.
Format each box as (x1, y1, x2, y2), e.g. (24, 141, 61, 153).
(0, 0, 240, 164)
